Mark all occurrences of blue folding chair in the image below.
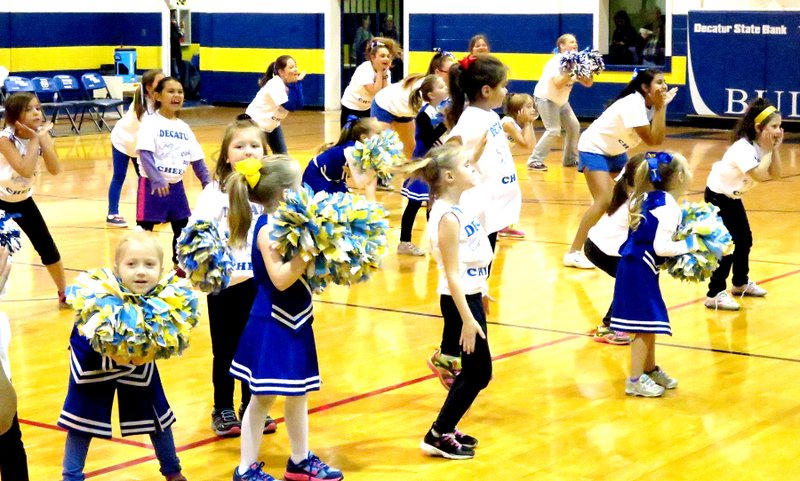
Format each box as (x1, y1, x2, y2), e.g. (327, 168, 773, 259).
(31, 77, 81, 135)
(0, 67, 8, 120)
(4, 76, 34, 94)
(52, 75, 99, 133)
(80, 73, 124, 131)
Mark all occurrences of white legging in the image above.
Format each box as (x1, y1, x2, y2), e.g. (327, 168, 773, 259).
(239, 394, 309, 473)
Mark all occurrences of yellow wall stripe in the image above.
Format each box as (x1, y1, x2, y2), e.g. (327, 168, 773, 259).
(199, 47, 324, 74)
(3, 46, 162, 73)
(409, 51, 687, 86)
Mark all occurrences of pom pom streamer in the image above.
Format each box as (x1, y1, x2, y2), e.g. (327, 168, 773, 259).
(0, 209, 22, 254)
(662, 202, 735, 282)
(66, 269, 200, 364)
(559, 48, 605, 78)
(351, 129, 405, 184)
(270, 186, 389, 293)
(177, 220, 235, 294)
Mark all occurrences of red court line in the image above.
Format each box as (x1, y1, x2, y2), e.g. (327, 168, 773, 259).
(83, 335, 581, 478)
(19, 419, 153, 449)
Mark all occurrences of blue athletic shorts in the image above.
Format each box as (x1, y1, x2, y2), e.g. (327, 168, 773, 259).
(370, 100, 414, 124)
(578, 151, 628, 173)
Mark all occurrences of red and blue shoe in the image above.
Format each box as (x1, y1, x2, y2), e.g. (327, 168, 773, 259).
(284, 452, 343, 481)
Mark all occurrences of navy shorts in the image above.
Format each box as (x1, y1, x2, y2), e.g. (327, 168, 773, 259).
(370, 100, 414, 124)
(578, 151, 628, 173)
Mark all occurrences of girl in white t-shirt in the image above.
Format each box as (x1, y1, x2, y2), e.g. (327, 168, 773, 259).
(245, 55, 305, 156)
(530, 34, 593, 169)
(340, 37, 398, 127)
(501, 93, 539, 168)
(0, 93, 67, 305)
(189, 115, 279, 438)
(583, 153, 647, 346)
(135, 77, 211, 270)
(564, 68, 677, 269)
(703, 98, 783, 311)
(446, 54, 521, 247)
(411, 144, 493, 460)
(106, 69, 164, 228)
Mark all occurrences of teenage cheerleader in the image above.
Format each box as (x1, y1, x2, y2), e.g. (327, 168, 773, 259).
(371, 73, 426, 159)
(529, 34, 593, 170)
(0, 93, 67, 305)
(412, 144, 493, 460)
(136, 77, 211, 270)
(340, 37, 399, 127)
(245, 55, 305, 155)
(564, 68, 676, 269)
(611, 152, 695, 397)
(227, 156, 343, 481)
(703, 98, 783, 311)
(106, 69, 164, 227)
(189, 115, 277, 437)
(398, 74, 450, 256)
(301, 117, 380, 200)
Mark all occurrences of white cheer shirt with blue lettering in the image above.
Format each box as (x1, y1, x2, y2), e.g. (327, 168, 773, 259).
(136, 112, 204, 184)
(428, 201, 494, 296)
(0, 126, 36, 202)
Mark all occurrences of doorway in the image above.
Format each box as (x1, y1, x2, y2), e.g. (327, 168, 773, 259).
(340, 0, 402, 93)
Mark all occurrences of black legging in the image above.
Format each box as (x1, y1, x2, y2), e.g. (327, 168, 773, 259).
(136, 218, 189, 266)
(584, 238, 621, 326)
(207, 279, 256, 411)
(705, 188, 752, 297)
(433, 294, 492, 434)
(0, 197, 61, 265)
(400, 200, 430, 243)
(0, 414, 29, 481)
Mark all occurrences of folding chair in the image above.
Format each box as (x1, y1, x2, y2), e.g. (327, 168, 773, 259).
(31, 77, 81, 135)
(80, 73, 124, 131)
(52, 75, 98, 133)
(0, 67, 8, 119)
(4, 76, 34, 94)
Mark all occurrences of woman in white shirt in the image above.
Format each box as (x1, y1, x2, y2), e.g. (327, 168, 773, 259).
(564, 68, 676, 269)
(703, 98, 783, 311)
(530, 34, 593, 170)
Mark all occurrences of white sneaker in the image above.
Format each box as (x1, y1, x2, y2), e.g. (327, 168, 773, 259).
(646, 366, 678, 389)
(397, 241, 425, 256)
(731, 280, 767, 297)
(625, 374, 665, 397)
(563, 251, 595, 269)
(704, 291, 740, 311)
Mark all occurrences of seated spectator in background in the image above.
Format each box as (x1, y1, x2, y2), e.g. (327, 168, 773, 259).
(609, 10, 640, 64)
(353, 16, 373, 65)
(381, 15, 399, 41)
(640, 8, 665, 66)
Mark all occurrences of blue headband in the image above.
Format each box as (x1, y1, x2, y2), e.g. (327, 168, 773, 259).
(433, 48, 455, 59)
(645, 151, 673, 182)
(344, 114, 360, 128)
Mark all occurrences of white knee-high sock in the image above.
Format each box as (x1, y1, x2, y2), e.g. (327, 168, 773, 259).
(284, 395, 309, 464)
(238, 394, 276, 474)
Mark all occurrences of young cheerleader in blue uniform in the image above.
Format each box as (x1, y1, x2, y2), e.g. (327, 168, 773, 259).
(227, 155, 343, 481)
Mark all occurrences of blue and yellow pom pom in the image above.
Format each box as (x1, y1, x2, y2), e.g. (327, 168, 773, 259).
(65, 268, 200, 364)
(662, 202, 735, 282)
(0, 209, 22, 254)
(176, 220, 235, 294)
(271, 186, 388, 293)
(351, 129, 405, 184)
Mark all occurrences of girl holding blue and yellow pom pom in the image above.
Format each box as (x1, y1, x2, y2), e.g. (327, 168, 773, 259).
(610, 152, 697, 398)
(703, 98, 783, 311)
(58, 231, 189, 481)
(301, 116, 380, 201)
(188, 114, 278, 438)
(227, 156, 343, 481)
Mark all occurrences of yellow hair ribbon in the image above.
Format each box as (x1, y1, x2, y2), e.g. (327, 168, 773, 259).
(754, 105, 777, 125)
(234, 157, 263, 188)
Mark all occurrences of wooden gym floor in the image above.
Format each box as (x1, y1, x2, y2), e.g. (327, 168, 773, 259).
(5, 108, 800, 480)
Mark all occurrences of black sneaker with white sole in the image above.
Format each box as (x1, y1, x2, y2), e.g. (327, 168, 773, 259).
(420, 430, 475, 459)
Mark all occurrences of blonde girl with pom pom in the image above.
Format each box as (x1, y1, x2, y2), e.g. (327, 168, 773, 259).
(227, 156, 343, 481)
(58, 231, 187, 481)
(301, 116, 380, 201)
(610, 152, 697, 398)
(411, 144, 493, 460)
(188, 114, 277, 438)
(703, 98, 783, 311)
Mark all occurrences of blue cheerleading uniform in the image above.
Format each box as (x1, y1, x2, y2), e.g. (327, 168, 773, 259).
(610, 191, 690, 335)
(402, 103, 448, 203)
(301, 141, 355, 195)
(229, 214, 321, 395)
(57, 327, 175, 438)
